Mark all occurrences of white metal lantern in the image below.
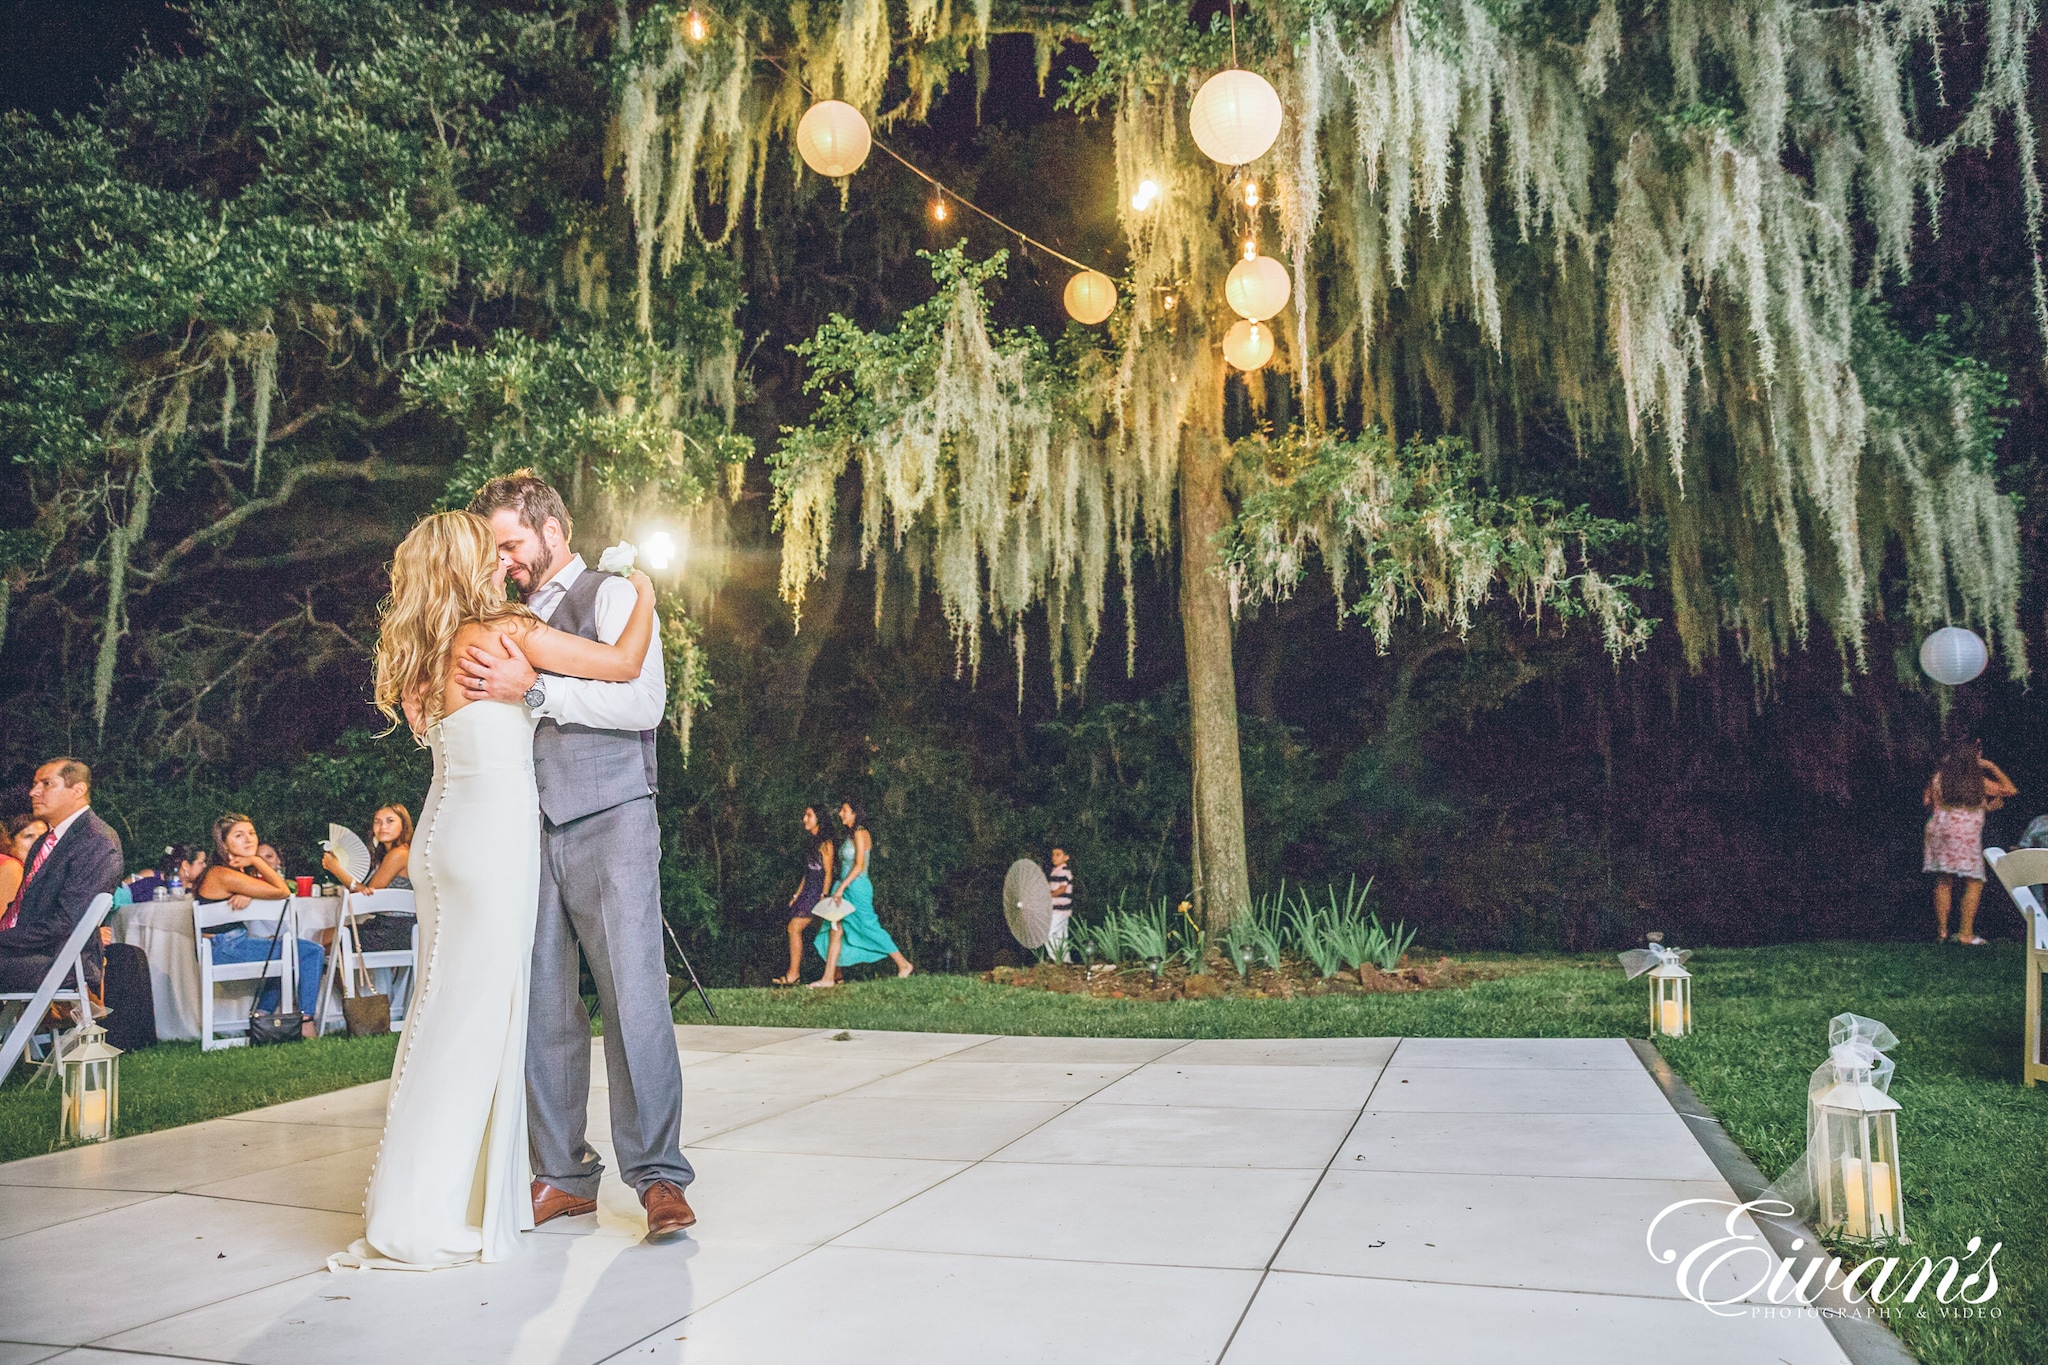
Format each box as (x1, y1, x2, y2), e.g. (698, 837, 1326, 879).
(795, 100, 871, 178)
(1809, 1045, 1906, 1243)
(1226, 253, 1292, 321)
(61, 1019, 121, 1144)
(1919, 626, 1988, 686)
(1647, 954, 1692, 1038)
(1064, 270, 1118, 325)
(1188, 69, 1284, 166)
(1618, 943, 1694, 1037)
(1222, 318, 1275, 371)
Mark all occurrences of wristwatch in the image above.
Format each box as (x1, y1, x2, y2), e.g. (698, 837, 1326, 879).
(523, 678, 546, 709)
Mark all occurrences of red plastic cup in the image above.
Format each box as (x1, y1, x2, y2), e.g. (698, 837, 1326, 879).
(295, 876, 314, 898)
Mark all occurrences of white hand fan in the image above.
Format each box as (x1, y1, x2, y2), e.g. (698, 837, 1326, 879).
(322, 823, 373, 883)
(1003, 859, 1055, 949)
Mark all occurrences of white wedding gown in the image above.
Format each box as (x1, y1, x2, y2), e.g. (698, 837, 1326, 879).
(330, 699, 540, 1270)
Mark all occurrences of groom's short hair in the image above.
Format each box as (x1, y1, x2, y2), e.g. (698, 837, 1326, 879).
(469, 470, 573, 543)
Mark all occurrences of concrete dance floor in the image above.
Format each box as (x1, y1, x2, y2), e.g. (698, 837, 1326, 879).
(0, 1028, 1858, 1364)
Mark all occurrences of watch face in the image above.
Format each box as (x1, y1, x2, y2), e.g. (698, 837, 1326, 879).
(524, 684, 545, 707)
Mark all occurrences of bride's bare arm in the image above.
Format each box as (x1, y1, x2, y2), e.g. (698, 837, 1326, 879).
(508, 571, 657, 681)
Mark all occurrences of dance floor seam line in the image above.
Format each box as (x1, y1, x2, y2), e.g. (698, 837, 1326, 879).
(1211, 1036, 1392, 1363)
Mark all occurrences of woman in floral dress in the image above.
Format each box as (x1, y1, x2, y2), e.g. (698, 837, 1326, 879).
(1923, 737, 2018, 944)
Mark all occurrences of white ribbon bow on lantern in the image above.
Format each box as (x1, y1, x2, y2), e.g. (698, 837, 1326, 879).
(596, 541, 637, 574)
(1616, 944, 1692, 978)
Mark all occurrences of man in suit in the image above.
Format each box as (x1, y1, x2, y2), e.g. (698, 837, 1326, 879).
(0, 758, 124, 990)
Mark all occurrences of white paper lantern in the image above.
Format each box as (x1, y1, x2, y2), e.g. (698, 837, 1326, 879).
(1064, 270, 1118, 325)
(1919, 626, 1988, 686)
(1223, 319, 1274, 371)
(1189, 70, 1284, 166)
(1226, 254, 1291, 321)
(795, 100, 871, 179)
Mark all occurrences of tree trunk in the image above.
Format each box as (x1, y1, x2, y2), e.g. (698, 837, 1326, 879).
(1180, 357, 1250, 932)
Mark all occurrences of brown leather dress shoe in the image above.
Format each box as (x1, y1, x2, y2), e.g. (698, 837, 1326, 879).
(641, 1180, 697, 1240)
(531, 1180, 597, 1226)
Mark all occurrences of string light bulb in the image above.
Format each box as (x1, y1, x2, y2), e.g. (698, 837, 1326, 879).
(684, 9, 708, 42)
(1131, 179, 1160, 212)
(1242, 238, 1257, 261)
(1162, 292, 1178, 312)
(1244, 180, 1261, 208)
(1223, 318, 1275, 370)
(931, 197, 948, 223)
(795, 100, 872, 178)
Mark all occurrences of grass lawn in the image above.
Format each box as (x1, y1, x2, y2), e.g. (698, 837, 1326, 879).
(2, 942, 2037, 1363)
(706, 942, 2046, 1365)
(0, 1032, 398, 1168)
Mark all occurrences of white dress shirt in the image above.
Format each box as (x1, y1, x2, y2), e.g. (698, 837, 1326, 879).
(41, 806, 89, 852)
(526, 554, 667, 732)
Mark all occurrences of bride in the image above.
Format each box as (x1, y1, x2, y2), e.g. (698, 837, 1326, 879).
(330, 510, 655, 1271)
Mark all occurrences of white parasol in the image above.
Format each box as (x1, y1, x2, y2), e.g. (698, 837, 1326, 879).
(1003, 859, 1055, 949)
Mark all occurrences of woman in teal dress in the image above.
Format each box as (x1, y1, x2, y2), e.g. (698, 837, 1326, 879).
(810, 801, 914, 987)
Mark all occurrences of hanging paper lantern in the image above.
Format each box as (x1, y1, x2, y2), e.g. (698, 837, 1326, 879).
(1064, 270, 1118, 325)
(1919, 626, 1988, 686)
(1223, 319, 1274, 371)
(795, 100, 871, 178)
(1226, 255, 1291, 321)
(1189, 70, 1284, 166)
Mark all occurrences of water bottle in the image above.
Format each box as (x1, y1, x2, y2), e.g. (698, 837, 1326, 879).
(168, 875, 184, 899)
(152, 885, 169, 901)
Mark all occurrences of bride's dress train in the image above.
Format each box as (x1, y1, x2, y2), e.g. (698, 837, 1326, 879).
(330, 699, 539, 1270)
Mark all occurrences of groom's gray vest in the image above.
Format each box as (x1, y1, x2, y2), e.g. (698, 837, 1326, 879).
(532, 568, 659, 826)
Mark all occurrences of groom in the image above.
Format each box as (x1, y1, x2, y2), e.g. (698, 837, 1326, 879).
(460, 472, 696, 1240)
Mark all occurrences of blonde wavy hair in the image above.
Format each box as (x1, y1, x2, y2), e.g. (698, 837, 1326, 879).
(373, 511, 534, 729)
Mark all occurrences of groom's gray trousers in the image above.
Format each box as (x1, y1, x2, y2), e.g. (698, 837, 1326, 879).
(527, 794, 694, 1198)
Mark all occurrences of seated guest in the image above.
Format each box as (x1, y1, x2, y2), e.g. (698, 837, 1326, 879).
(197, 813, 323, 1037)
(322, 805, 413, 892)
(322, 805, 415, 954)
(118, 845, 203, 905)
(256, 842, 288, 881)
(0, 760, 122, 991)
(0, 813, 46, 924)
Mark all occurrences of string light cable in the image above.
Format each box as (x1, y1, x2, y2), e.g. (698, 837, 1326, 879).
(756, 49, 1097, 275)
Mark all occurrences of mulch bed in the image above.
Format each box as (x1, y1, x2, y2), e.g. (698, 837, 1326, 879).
(981, 955, 1498, 1002)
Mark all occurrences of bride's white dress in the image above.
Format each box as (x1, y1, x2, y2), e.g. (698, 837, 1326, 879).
(330, 699, 540, 1270)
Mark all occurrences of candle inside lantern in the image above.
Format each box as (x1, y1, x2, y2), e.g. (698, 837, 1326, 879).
(76, 1090, 108, 1137)
(1841, 1156, 1895, 1238)
(1660, 997, 1684, 1035)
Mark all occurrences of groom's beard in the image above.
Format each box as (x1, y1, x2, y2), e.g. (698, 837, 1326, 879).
(506, 545, 555, 600)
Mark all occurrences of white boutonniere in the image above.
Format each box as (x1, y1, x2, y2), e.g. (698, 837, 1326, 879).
(597, 541, 637, 574)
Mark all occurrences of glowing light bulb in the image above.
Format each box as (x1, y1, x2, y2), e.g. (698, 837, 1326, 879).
(1244, 179, 1261, 208)
(684, 9, 707, 41)
(931, 198, 948, 222)
(1243, 238, 1257, 261)
(1163, 292, 1178, 312)
(643, 531, 677, 571)
(1131, 179, 1160, 211)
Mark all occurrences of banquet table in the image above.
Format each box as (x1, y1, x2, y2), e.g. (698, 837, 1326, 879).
(113, 895, 346, 1042)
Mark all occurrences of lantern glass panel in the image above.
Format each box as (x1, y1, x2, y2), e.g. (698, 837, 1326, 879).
(1816, 1105, 1904, 1242)
(1650, 968, 1691, 1037)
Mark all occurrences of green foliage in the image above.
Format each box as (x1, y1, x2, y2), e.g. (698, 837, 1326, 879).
(0, 0, 744, 752)
(1227, 432, 1655, 661)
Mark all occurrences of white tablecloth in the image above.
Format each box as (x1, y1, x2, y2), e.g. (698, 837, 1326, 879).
(113, 896, 346, 1042)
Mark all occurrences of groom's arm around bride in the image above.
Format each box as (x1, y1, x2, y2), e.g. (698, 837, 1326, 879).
(463, 472, 697, 1241)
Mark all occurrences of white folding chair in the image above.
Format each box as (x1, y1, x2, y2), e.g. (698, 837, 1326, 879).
(319, 888, 416, 1035)
(194, 899, 299, 1052)
(0, 892, 115, 1085)
(1984, 847, 2048, 1087)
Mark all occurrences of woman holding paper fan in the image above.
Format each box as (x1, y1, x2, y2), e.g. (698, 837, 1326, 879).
(323, 805, 414, 892)
(810, 801, 913, 987)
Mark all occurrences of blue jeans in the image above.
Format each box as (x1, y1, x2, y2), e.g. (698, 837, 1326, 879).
(209, 928, 323, 1017)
